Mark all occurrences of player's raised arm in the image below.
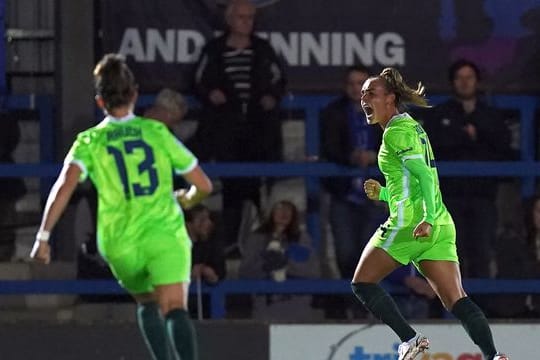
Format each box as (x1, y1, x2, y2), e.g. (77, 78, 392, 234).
(30, 163, 82, 263)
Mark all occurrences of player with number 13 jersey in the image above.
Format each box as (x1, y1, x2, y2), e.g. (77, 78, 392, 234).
(66, 115, 197, 285)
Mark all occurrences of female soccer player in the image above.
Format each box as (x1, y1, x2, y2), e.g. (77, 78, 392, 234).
(31, 53, 212, 360)
(352, 67, 508, 360)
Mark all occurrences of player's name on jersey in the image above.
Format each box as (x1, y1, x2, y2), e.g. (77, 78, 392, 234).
(106, 126, 142, 141)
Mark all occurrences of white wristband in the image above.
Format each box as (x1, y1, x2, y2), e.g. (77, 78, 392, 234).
(36, 230, 50, 242)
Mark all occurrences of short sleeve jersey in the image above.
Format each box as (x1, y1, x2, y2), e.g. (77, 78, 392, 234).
(378, 113, 453, 227)
(65, 115, 197, 257)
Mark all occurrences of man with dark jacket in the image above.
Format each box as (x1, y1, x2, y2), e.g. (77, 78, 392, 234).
(320, 65, 382, 279)
(423, 59, 512, 278)
(193, 0, 286, 250)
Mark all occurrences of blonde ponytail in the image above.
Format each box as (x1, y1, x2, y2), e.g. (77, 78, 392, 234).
(379, 67, 429, 109)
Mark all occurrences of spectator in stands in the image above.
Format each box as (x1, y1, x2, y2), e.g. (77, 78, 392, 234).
(239, 200, 320, 280)
(144, 88, 191, 190)
(0, 114, 26, 260)
(320, 65, 383, 279)
(193, 0, 287, 252)
(238, 200, 322, 321)
(186, 204, 225, 284)
(186, 204, 225, 319)
(423, 59, 512, 278)
(491, 195, 540, 318)
(144, 88, 187, 130)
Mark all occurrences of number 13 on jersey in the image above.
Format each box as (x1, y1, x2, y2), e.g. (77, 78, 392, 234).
(107, 139, 159, 199)
(416, 125, 436, 169)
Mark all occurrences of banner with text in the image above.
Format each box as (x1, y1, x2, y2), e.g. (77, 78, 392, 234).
(270, 323, 534, 359)
(100, 0, 540, 93)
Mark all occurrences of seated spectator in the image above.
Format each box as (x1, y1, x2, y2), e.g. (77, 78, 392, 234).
(186, 204, 225, 319)
(491, 195, 540, 318)
(238, 200, 322, 321)
(239, 200, 320, 280)
(186, 204, 225, 284)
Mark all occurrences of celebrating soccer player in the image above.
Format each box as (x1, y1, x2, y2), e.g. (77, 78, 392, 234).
(351, 67, 508, 360)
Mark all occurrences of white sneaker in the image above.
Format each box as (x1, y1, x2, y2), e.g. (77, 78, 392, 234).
(493, 354, 509, 360)
(398, 333, 430, 360)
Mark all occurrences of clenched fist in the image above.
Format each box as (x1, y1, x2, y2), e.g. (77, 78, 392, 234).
(364, 179, 381, 201)
(30, 240, 51, 264)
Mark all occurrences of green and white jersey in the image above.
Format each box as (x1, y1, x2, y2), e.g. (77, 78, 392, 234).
(65, 114, 197, 258)
(378, 113, 453, 227)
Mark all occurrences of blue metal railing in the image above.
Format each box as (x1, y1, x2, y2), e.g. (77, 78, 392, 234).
(2, 279, 540, 319)
(1, 94, 539, 317)
(1, 161, 539, 178)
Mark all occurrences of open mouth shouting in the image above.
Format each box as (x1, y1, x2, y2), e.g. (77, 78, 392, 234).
(362, 102, 375, 122)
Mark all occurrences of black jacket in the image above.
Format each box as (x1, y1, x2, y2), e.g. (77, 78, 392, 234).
(194, 33, 286, 115)
(319, 96, 381, 200)
(423, 98, 512, 198)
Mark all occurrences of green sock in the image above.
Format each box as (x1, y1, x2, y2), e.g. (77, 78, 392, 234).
(165, 309, 198, 360)
(351, 282, 416, 342)
(451, 297, 497, 359)
(136, 302, 170, 360)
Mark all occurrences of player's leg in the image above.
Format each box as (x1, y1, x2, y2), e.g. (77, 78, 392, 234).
(133, 292, 171, 360)
(419, 260, 503, 359)
(107, 252, 170, 360)
(352, 244, 430, 360)
(148, 231, 197, 360)
(154, 282, 197, 360)
(351, 239, 416, 343)
(352, 224, 433, 360)
(417, 225, 505, 360)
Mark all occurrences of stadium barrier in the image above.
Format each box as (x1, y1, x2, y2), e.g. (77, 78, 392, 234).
(0, 321, 268, 360)
(0, 94, 538, 317)
(1, 321, 538, 359)
(2, 279, 540, 319)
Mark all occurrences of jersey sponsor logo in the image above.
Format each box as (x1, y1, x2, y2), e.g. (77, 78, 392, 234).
(396, 147, 413, 156)
(414, 124, 426, 134)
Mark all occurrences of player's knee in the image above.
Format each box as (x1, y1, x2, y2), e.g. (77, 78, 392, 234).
(133, 292, 155, 305)
(159, 298, 187, 315)
(351, 281, 376, 304)
(440, 292, 466, 311)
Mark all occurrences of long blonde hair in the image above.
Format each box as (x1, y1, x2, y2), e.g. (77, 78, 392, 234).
(378, 67, 429, 109)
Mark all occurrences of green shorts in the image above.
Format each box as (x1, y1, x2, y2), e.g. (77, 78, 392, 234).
(104, 226, 192, 294)
(369, 218, 458, 269)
